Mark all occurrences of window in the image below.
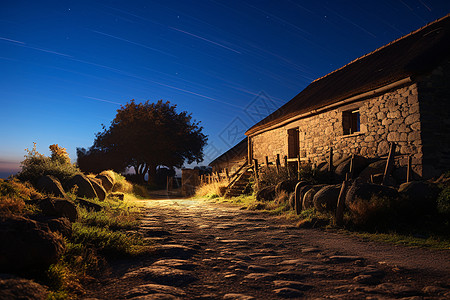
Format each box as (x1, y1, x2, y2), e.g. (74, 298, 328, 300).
(342, 109, 360, 135)
(287, 128, 300, 158)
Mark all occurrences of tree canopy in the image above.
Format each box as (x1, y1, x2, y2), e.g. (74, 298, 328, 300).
(77, 100, 207, 183)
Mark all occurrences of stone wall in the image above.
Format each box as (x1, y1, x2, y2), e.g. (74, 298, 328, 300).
(251, 82, 424, 177)
(417, 58, 450, 178)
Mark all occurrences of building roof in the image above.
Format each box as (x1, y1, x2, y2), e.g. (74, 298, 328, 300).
(209, 138, 247, 167)
(246, 14, 450, 136)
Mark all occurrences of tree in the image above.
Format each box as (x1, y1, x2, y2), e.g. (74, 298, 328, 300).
(77, 100, 207, 184)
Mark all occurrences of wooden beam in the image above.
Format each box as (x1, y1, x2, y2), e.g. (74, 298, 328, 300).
(382, 143, 396, 185)
(407, 155, 412, 183)
(336, 180, 348, 226)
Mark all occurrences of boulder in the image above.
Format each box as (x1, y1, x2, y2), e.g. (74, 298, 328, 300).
(398, 181, 439, 214)
(88, 177, 106, 201)
(98, 171, 115, 191)
(302, 185, 326, 210)
(38, 197, 78, 222)
(294, 181, 309, 214)
(0, 216, 65, 272)
(76, 198, 102, 211)
(66, 174, 97, 199)
(45, 217, 72, 237)
(256, 186, 276, 202)
(0, 276, 48, 300)
(358, 160, 387, 182)
(345, 180, 399, 208)
(335, 155, 369, 179)
(36, 175, 66, 198)
(275, 179, 298, 194)
(313, 184, 342, 213)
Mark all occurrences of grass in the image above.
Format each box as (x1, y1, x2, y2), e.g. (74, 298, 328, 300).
(195, 180, 229, 199)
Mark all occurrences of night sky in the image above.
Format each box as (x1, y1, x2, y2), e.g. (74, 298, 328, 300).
(1, 1, 449, 178)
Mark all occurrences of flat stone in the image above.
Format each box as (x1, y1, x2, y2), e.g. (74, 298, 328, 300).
(152, 259, 197, 271)
(273, 280, 313, 291)
(124, 283, 186, 298)
(123, 266, 197, 286)
(301, 247, 320, 253)
(217, 239, 248, 244)
(279, 259, 304, 266)
(374, 283, 421, 297)
(275, 271, 307, 280)
(129, 293, 180, 300)
(223, 293, 255, 300)
(273, 287, 304, 298)
(154, 245, 197, 259)
(422, 285, 447, 294)
(328, 256, 364, 263)
(247, 265, 269, 272)
(243, 273, 276, 281)
(353, 274, 380, 285)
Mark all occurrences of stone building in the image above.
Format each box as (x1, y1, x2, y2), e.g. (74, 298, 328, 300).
(209, 138, 247, 174)
(245, 15, 450, 179)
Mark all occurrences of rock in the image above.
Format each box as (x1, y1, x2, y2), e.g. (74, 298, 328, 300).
(129, 294, 180, 300)
(38, 197, 79, 222)
(0, 277, 48, 300)
(256, 186, 275, 201)
(110, 192, 125, 200)
(247, 265, 269, 272)
(0, 216, 65, 272)
(243, 273, 276, 281)
(123, 266, 197, 287)
(275, 180, 298, 194)
(398, 181, 439, 214)
(154, 244, 197, 259)
(273, 287, 304, 298)
(66, 174, 97, 199)
(328, 255, 364, 263)
(88, 177, 107, 201)
(345, 180, 399, 208)
(76, 198, 102, 212)
(223, 293, 255, 300)
(96, 173, 114, 192)
(335, 155, 369, 179)
(36, 175, 67, 198)
(294, 181, 309, 214)
(302, 185, 326, 210)
(152, 259, 197, 271)
(313, 184, 341, 212)
(358, 160, 387, 182)
(124, 283, 186, 298)
(273, 280, 313, 291)
(353, 274, 380, 285)
(45, 217, 72, 237)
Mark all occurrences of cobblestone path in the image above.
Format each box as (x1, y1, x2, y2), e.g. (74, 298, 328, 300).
(86, 198, 450, 299)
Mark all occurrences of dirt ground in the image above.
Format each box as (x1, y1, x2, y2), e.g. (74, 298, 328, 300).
(83, 197, 450, 299)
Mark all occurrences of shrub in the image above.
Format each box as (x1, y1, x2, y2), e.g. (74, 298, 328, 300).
(347, 194, 398, 231)
(17, 143, 80, 184)
(0, 179, 41, 215)
(111, 172, 133, 193)
(437, 185, 450, 218)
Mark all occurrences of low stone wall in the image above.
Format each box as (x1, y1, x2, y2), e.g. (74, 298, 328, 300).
(251, 82, 424, 177)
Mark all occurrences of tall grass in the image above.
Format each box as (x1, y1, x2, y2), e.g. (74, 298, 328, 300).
(195, 180, 229, 199)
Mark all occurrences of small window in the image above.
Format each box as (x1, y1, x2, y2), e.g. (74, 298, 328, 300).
(342, 109, 360, 135)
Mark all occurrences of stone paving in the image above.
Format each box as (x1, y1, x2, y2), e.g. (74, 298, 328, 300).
(87, 198, 450, 299)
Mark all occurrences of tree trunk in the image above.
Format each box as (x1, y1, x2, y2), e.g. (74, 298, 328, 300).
(147, 163, 157, 186)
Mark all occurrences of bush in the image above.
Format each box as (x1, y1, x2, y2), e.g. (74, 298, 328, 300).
(111, 172, 133, 193)
(347, 194, 398, 231)
(0, 179, 41, 215)
(17, 143, 80, 184)
(437, 185, 450, 218)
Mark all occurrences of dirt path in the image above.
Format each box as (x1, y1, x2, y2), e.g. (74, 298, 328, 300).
(85, 198, 450, 299)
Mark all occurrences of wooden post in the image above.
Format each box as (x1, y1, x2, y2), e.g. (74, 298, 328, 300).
(382, 143, 396, 186)
(225, 168, 229, 180)
(336, 180, 348, 226)
(284, 155, 289, 177)
(406, 155, 412, 183)
(166, 176, 169, 192)
(349, 154, 355, 179)
(276, 154, 281, 174)
(297, 154, 301, 181)
(253, 158, 259, 189)
(265, 156, 270, 169)
(328, 147, 333, 173)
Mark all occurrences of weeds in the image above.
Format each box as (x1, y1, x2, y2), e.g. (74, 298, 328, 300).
(195, 180, 229, 199)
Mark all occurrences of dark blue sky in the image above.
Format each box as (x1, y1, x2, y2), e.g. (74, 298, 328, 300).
(1, 0, 449, 177)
